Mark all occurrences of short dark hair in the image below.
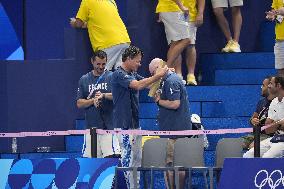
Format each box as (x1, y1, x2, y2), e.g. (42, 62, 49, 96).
(91, 50, 107, 62)
(275, 75, 284, 89)
(264, 76, 272, 81)
(122, 46, 144, 62)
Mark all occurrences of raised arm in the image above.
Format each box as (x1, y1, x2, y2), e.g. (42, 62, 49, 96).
(195, 0, 205, 26)
(129, 66, 168, 90)
(172, 0, 189, 15)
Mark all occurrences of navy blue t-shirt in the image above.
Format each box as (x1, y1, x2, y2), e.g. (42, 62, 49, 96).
(255, 97, 271, 127)
(158, 72, 192, 135)
(111, 67, 144, 129)
(77, 71, 113, 129)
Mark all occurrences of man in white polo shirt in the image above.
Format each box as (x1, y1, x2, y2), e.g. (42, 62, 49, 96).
(243, 75, 284, 158)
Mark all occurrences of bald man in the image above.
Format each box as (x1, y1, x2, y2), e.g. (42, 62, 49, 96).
(149, 58, 192, 189)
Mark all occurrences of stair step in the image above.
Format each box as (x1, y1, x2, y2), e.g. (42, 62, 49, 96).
(215, 69, 276, 85)
(200, 52, 274, 84)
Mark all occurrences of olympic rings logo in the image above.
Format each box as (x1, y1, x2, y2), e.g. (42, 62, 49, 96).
(254, 170, 284, 189)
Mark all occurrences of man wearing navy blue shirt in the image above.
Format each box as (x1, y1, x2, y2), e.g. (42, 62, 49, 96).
(112, 46, 168, 189)
(241, 76, 276, 150)
(149, 58, 192, 189)
(77, 50, 120, 158)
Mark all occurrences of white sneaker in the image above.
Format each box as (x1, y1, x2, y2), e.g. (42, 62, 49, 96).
(222, 40, 233, 53)
(229, 41, 241, 53)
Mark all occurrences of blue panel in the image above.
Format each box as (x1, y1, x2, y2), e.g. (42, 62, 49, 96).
(20, 152, 82, 159)
(139, 89, 152, 103)
(202, 117, 250, 150)
(5, 59, 84, 153)
(0, 3, 22, 60)
(0, 153, 18, 159)
(139, 103, 158, 119)
(190, 102, 201, 115)
(139, 119, 158, 130)
(202, 102, 225, 117)
(1, 0, 23, 46)
(187, 85, 260, 102)
(200, 52, 275, 84)
(0, 158, 119, 188)
(25, 0, 81, 59)
(65, 135, 84, 152)
(259, 21, 275, 52)
(75, 119, 86, 130)
(215, 69, 276, 85)
(139, 102, 200, 118)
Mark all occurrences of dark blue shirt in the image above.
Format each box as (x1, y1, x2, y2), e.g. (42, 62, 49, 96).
(255, 97, 271, 127)
(77, 71, 113, 129)
(111, 67, 144, 129)
(158, 72, 192, 136)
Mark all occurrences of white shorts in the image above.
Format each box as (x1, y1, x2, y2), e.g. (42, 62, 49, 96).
(211, 0, 243, 8)
(188, 22, 197, 45)
(103, 43, 130, 71)
(275, 41, 284, 69)
(82, 133, 121, 158)
(160, 12, 190, 45)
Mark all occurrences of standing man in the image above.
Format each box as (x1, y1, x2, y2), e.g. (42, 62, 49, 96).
(77, 50, 120, 158)
(70, 0, 130, 70)
(111, 46, 168, 189)
(149, 58, 192, 189)
(212, 0, 243, 52)
(243, 75, 284, 158)
(266, 2, 284, 76)
(174, 0, 205, 85)
(156, 0, 191, 69)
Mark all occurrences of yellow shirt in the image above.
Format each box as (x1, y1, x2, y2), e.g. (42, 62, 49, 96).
(184, 0, 197, 22)
(272, 0, 284, 40)
(156, 0, 181, 13)
(76, 0, 130, 51)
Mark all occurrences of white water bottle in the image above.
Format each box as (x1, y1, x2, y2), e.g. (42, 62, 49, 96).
(12, 137, 18, 153)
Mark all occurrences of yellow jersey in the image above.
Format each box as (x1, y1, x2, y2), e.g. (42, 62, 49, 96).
(156, 0, 181, 13)
(272, 0, 284, 40)
(184, 0, 197, 22)
(76, 0, 130, 51)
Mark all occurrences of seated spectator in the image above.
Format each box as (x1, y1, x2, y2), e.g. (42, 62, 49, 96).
(241, 76, 276, 150)
(243, 75, 284, 158)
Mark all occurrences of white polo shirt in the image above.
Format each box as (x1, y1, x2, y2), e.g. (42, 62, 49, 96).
(268, 97, 284, 134)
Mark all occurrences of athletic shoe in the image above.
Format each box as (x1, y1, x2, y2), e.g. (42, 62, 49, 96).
(187, 74, 197, 85)
(229, 41, 241, 53)
(221, 40, 233, 53)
